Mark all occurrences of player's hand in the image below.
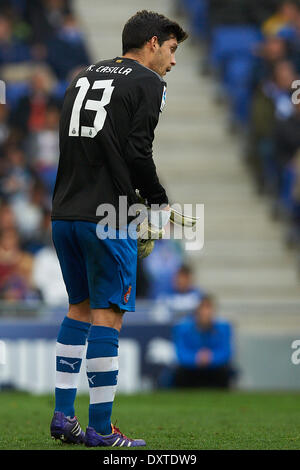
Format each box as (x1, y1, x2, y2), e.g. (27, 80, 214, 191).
(148, 205, 170, 230)
(196, 349, 212, 367)
(137, 217, 164, 259)
(137, 238, 155, 258)
(135, 190, 169, 259)
(137, 216, 165, 240)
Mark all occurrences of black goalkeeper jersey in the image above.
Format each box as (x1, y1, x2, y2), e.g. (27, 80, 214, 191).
(51, 56, 168, 226)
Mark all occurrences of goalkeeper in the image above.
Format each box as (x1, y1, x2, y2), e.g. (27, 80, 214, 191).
(50, 10, 187, 448)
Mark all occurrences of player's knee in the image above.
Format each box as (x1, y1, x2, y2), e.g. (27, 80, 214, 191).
(68, 299, 91, 323)
(91, 307, 124, 331)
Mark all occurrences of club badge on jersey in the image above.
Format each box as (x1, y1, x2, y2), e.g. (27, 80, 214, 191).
(160, 85, 167, 112)
(124, 285, 132, 303)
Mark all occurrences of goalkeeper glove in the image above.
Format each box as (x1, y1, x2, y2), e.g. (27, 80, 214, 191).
(137, 215, 166, 258)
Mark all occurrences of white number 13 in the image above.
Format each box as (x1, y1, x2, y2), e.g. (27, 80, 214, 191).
(69, 77, 115, 138)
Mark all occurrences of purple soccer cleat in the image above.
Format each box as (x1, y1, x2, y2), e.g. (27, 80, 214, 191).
(50, 411, 85, 444)
(85, 424, 146, 448)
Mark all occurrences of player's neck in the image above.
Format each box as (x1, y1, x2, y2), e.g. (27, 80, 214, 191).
(122, 52, 150, 70)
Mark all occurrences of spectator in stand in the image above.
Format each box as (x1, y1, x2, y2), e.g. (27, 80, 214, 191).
(0, 202, 16, 231)
(0, 105, 9, 152)
(24, 0, 73, 45)
(27, 104, 60, 191)
(32, 210, 68, 305)
(10, 65, 57, 135)
(173, 295, 234, 389)
(143, 239, 184, 299)
(0, 227, 40, 302)
(274, 99, 300, 233)
(46, 13, 91, 79)
(32, 242, 68, 306)
(25, 208, 52, 253)
(249, 60, 297, 192)
(11, 180, 47, 241)
(262, 0, 300, 36)
(0, 14, 32, 65)
(276, 148, 300, 245)
(158, 265, 204, 322)
(276, 4, 300, 72)
(252, 35, 288, 88)
(1, 145, 33, 203)
(275, 97, 300, 170)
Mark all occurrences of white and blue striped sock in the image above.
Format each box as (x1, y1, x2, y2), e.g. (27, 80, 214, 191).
(55, 316, 90, 418)
(86, 325, 119, 435)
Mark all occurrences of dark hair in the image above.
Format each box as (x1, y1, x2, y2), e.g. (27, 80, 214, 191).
(199, 294, 215, 307)
(122, 10, 188, 55)
(177, 264, 193, 276)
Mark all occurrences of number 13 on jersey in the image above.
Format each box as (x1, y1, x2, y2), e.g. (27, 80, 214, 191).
(69, 77, 115, 138)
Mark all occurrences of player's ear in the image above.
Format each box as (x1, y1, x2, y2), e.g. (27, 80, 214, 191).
(148, 36, 159, 51)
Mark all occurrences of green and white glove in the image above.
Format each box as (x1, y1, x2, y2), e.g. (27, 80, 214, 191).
(135, 190, 200, 258)
(137, 238, 155, 259)
(137, 214, 166, 259)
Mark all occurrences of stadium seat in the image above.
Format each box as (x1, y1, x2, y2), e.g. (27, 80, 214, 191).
(209, 26, 262, 123)
(224, 56, 256, 123)
(5, 81, 30, 109)
(229, 85, 253, 124)
(52, 80, 69, 102)
(210, 26, 262, 70)
(225, 56, 255, 87)
(182, 0, 208, 38)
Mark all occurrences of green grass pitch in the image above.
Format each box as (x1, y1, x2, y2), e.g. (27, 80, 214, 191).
(0, 390, 300, 450)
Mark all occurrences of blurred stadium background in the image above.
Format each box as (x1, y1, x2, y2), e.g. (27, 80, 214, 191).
(0, 0, 300, 400)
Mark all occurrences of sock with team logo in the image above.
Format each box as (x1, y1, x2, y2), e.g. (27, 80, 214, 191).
(86, 325, 119, 435)
(55, 316, 90, 418)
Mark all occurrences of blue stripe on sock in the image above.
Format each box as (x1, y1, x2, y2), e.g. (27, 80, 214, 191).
(88, 325, 119, 341)
(57, 316, 90, 345)
(56, 356, 82, 373)
(86, 326, 119, 359)
(62, 316, 91, 332)
(86, 342, 118, 358)
(87, 370, 118, 388)
(55, 388, 77, 418)
(89, 403, 113, 435)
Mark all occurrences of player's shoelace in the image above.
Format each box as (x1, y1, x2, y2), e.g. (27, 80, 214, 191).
(111, 423, 132, 442)
(84, 421, 145, 447)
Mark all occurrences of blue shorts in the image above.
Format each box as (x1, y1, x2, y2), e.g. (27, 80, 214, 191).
(52, 220, 137, 312)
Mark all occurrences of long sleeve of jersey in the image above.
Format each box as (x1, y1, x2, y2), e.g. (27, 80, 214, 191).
(124, 77, 168, 206)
